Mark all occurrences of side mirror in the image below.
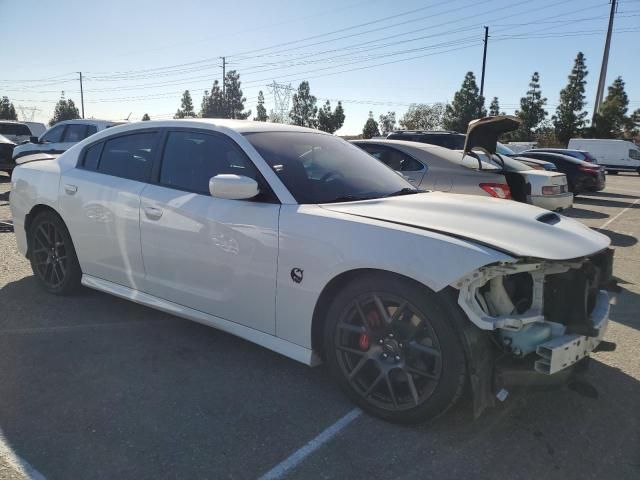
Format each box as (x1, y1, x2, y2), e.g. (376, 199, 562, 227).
(209, 174, 260, 200)
(29, 136, 39, 144)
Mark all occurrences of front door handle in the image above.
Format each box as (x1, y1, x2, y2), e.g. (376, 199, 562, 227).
(144, 206, 163, 220)
(64, 184, 78, 195)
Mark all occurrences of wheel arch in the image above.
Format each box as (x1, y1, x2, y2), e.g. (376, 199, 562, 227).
(311, 268, 439, 361)
(24, 204, 67, 257)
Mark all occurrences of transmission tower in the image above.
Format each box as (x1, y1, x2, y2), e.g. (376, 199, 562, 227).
(17, 105, 42, 122)
(268, 81, 294, 124)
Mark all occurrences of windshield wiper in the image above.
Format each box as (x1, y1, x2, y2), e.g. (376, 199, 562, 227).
(324, 195, 374, 203)
(384, 188, 422, 197)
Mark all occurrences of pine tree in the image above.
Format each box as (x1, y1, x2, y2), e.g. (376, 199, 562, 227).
(141, 113, 150, 121)
(378, 111, 396, 135)
(0, 96, 18, 120)
(289, 81, 318, 128)
(317, 100, 345, 133)
(254, 90, 268, 121)
(362, 111, 380, 139)
(553, 52, 588, 144)
(223, 70, 250, 119)
(489, 97, 500, 116)
(49, 92, 80, 126)
(515, 72, 547, 140)
(175, 90, 196, 118)
(399, 104, 445, 130)
(592, 77, 632, 138)
(200, 81, 225, 118)
(443, 72, 485, 132)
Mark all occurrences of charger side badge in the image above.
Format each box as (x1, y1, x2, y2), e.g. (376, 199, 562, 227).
(291, 268, 304, 284)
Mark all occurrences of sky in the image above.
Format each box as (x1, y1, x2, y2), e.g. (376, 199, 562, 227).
(1, 0, 638, 135)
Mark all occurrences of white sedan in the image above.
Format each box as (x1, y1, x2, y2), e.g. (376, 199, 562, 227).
(10, 119, 616, 423)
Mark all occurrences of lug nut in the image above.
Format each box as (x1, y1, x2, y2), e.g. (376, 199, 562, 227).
(388, 333, 394, 338)
(382, 353, 388, 359)
(378, 339, 384, 344)
(395, 355, 401, 361)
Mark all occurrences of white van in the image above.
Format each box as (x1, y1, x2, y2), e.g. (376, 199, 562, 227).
(568, 138, 640, 174)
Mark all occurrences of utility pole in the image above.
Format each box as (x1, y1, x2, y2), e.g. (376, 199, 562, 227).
(77, 72, 85, 119)
(221, 57, 226, 117)
(480, 26, 489, 116)
(592, 0, 617, 125)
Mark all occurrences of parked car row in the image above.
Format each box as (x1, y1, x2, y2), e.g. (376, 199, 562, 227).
(356, 117, 573, 212)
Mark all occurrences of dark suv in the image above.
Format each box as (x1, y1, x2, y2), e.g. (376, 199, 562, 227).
(386, 130, 466, 150)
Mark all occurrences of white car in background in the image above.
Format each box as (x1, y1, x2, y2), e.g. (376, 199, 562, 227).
(10, 119, 615, 423)
(12, 119, 126, 161)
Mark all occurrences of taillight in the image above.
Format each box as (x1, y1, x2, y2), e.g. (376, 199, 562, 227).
(578, 165, 599, 174)
(542, 185, 562, 195)
(480, 183, 512, 199)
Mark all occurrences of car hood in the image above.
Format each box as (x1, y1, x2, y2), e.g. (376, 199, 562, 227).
(320, 192, 609, 260)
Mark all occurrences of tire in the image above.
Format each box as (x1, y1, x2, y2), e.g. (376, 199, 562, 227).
(28, 210, 82, 295)
(323, 273, 467, 424)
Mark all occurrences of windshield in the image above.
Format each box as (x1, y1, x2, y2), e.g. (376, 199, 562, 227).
(243, 131, 415, 203)
(496, 142, 516, 156)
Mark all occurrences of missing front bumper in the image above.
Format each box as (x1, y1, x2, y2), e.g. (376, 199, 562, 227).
(534, 291, 610, 374)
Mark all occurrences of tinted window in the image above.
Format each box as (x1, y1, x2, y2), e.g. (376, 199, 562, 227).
(62, 124, 88, 142)
(629, 149, 640, 160)
(160, 131, 258, 194)
(98, 132, 157, 181)
(86, 125, 98, 137)
(41, 124, 65, 143)
(360, 145, 423, 172)
(244, 131, 413, 204)
(0, 123, 31, 136)
(83, 142, 103, 170)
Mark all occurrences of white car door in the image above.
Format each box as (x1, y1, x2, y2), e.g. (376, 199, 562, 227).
(34, 123, 67, 154)
(139, 129, 280, 334)
(59, 129, 160, 289)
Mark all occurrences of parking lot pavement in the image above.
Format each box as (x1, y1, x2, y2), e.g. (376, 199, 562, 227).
(0, 172, 639, 480)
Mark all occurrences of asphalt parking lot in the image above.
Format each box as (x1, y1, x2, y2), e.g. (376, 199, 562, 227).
(0, 172, 638, 480)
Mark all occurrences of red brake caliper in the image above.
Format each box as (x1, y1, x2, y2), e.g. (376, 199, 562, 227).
(358, 332, 370, 351)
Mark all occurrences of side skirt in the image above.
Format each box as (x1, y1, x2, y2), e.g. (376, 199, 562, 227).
(81, 274, 322, 367)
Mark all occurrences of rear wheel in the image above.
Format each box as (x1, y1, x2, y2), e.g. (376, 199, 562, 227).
(324, 273, 466, 424)
(28, 211, 82, 294)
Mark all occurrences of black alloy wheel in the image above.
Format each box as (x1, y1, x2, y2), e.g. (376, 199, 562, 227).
(324, 274, 467, 424)
(29, 211, 81, 294)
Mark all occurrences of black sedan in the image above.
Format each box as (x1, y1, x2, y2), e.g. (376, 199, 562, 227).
(516, 151, 605, 194)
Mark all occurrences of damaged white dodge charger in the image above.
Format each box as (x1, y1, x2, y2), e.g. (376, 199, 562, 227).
(10, 119, 617, 423)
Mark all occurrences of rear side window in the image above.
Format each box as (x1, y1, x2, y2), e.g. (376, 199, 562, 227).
(41, 124, 65, 143)
(86, 125, 98, 137)
(160, 130, 259, 194)
(62, 124, 88, 142)
(0, 123, 31, 136)
(360, 145, 423, 172)
(98, 132, 157, 182)
(83, 142, 103, 170)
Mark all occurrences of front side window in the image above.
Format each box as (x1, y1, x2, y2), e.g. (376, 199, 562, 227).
(98, 132, 157, 181)
(62, 124, 88, 142)
(160, 131, 259, 194)
(244, 131, 414, 204)
(629, 149, 640, 160)
(41, 124, 65, 143)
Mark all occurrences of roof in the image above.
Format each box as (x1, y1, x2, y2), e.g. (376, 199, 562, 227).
(51, 119, 126, 127)
(0, 120, 29, 125)
(109, 118, 327, 135)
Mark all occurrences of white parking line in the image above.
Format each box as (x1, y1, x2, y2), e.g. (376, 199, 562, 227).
(257, 408, 362, 480)
(0, 431, 47, 480)
(598, 198, 640, 230)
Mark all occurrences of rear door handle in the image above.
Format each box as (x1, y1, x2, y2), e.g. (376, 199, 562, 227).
(144, 206, 163, 220)
(64, 184, 78, 195)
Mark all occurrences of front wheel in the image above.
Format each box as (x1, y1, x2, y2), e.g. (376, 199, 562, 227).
(28, 210, 82, 294)
(324, 273, 467, 424)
